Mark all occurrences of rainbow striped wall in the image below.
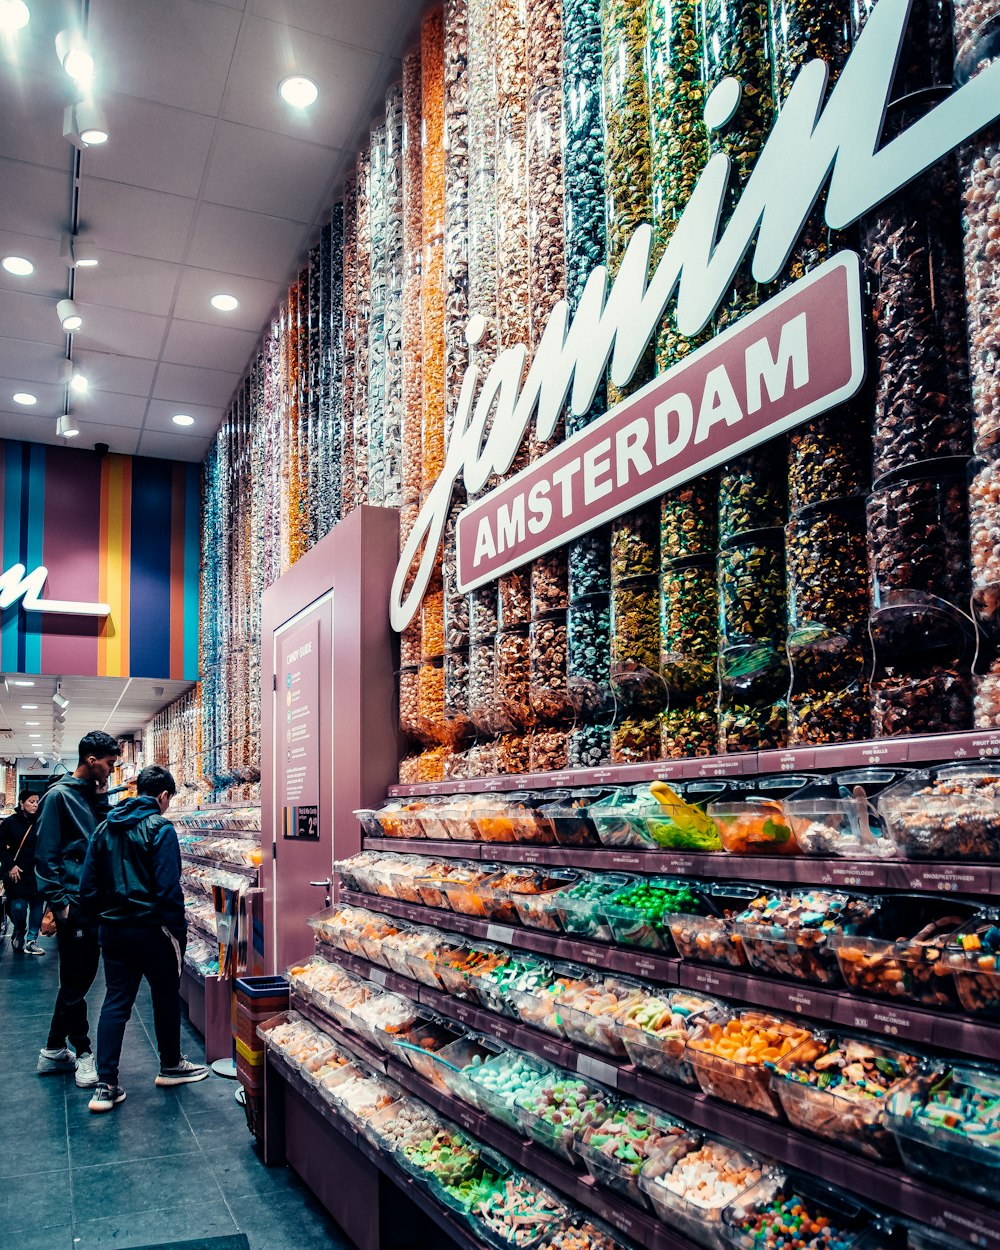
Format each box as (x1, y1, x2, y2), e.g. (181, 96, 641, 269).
(0, 440, 200, 680)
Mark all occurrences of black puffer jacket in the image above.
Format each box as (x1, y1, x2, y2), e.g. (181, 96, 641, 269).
(34, 776, 109, 912)
(0, 808, 40, 900)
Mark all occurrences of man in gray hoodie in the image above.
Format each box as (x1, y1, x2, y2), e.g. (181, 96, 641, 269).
(33, 730, 120, 1086)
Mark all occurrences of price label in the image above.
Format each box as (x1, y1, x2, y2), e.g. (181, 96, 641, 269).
(539, 1038, 564, 1061)
(577, 1054, 619, 1088)
(370, 968, 388, 987)
(818, 862, 882, 889)
(904, 864, 989, 894)
(518, 848, 544, 864)
(454, 1002, 476, 1025)
(457, 1107, 480, 1133)
(608, 851, 644, 871)
(850, 1005, 918, 1039)
(486, 924, 515, 945)
(781, 988, 817, 1016)
(630, 957, 659, 978)
(689, 967, 725, 992)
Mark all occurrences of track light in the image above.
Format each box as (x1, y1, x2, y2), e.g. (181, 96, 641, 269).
(53, 690, 69, 710)
(61, 234, 99, 268)
(63, 101, 108, 148)
(70, 371, 88, 394)
(56, 414, 79, 438)
(56, 299, 82, 331)
(55, 30, 94, 86)
(0, 2, 30, 33)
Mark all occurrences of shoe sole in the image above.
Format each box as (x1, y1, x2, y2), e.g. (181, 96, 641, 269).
(155, 1070, 210, 1086)
(89, 1090, 126, 1113)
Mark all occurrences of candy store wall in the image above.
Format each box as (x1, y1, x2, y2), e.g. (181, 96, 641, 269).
(198, 0, 1000, 789)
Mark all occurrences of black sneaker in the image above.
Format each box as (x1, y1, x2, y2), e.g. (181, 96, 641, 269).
(23, 940, 45, 956)
(11, 935, 23, 953)
(155, 1057, 209, 1086)
(88, 1083, 126, 1113)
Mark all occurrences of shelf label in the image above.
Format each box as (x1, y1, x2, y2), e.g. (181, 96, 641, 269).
(846, 1004, 920, 1039)
(629, 956, 661, 979)
(695, 756, 748, 777)
(486, 924, 515, 945)
(607, 851, 645, 871)
(577, 1053, 619, 1088)
(816, 861, 883, 889)
(781, 988, 818, 1016)
(456, 1107, 480, 1133)
(538, 1038, 565, 1061)
(453, 1002, 477, 1025)
(901, 864, 990, 894)
(933, 1208, 1000, 1250)
(370, 969, 388, 987)
(688, 967, 727, 993)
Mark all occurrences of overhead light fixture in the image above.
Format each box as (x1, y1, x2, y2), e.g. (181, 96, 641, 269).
(210, 293, 239, 312)
(69, 370, 88, 394)
(172, 414, 195, 427)
(61, 234, 99, 268)
(63, 101, 108, 148)
(55, 30, 94, 86)
(0, 1, 30, 32)
(279, 75, 318, 109)
(56, 414, 79, 438)
(21, 704, 38, 709)
(12, 392, 36, 406)
(12, 680, 34, 686)
(1, 255, 34, 276)
(53, 691, 69, 710)
(56, 298, 82, 331)
(25, 721, 39, 726)
(28, 733, 40, 738)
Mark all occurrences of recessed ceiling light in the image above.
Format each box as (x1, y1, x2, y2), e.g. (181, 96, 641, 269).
(172, 414, 195, 427)
(25, 721, 39, 726)
(21, 704, 38, 709)
(279, 76, 318, 109)
(13, 392, 36, 406)
(0, 1, 30, 33)
(12, 680, 34, 686)
(2, 255, 34, 276)
(210, 293, 239, 312)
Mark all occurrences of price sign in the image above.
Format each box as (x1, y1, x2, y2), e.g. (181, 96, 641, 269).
(577, 1053, 619, 1088)
(486, 924, 515, 945)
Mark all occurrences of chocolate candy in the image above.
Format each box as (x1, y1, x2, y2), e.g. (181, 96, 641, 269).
(469, 639, 497, 733)
(720, 700, 788, 752)
(499, 568, 532, 629)
(788, 413, 870, 513)
(496, 733, 530, 774)
(660, 694, 720, 758)
(497, 627, 532, 731)
(719, 447, 787, 541)
(529, 612, 572, 722)
(443, 511, 470, 649)
(975, 660, 1000, 728)
(611, 715, 661, 763)
(612, 508, 660, 581)
(444, 0, 470, 453)
(789, 683, 871, 746)
(611, 575, 662, 677)
(661, 478, 718, 562)
(470, 583, 499, 641)
(568, 529, 611, 597)
(718, 534, 786, 647)
(527, 81, 567, 372)
(531, 548, 569, 615)
(660, 559, 719, 693)
(961, 126, 1000, 453)
(971, 456, 1000, 640)
(871, 663, 973, 736)
(786, 502, 868, 639)
(529, 728, 569, 772)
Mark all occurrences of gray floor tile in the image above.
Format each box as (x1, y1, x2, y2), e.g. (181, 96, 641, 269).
(233, 1189, 353, 1250)
(0, 1168, 72, 1234)
(71, 1197, 238, 1249)
(2, 1223, 75, 1250)
(71, 1151, 216, 1219)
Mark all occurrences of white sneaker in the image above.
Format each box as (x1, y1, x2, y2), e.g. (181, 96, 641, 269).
(36, 1047, 76, 1075)
(155, 1057, 209, 1086)
(75, 1052, 99, 1088)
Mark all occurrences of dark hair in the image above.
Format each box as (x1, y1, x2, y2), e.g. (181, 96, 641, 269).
(18, 788, 33, 805)
(78, 730, 121, 765)
(136, 765, 176, 797)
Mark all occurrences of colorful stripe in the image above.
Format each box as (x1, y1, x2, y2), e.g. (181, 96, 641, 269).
(99, 455, 132, 677)
(129, 456, 172, 677)
(40, 446, 102, 677)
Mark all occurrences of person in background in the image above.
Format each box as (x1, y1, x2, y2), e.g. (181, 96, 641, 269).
(0, 789, 43, 954)
(34, 730, 121, 1086)
(80, 763, 208, 1112)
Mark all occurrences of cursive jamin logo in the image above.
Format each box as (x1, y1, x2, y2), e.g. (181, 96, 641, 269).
(0, 564, 110, 617)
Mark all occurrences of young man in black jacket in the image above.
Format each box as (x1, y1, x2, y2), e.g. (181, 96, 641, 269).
(0, 789, 42, 954)
(34, 730, 120, 1086)
(80, 764, 208, 1112)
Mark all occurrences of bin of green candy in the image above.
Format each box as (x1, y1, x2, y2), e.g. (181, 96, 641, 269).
(573, 1097, 688, 1208)
(397, 1120, 483, 1186)
(467, 1172, 572, 1250)
(642, 779, 725, 851)
(425, 1145, 510, 1215)
(514, 1073, 613, 1163)
(549, 873, 633, 942)
(473, 955, 555, 1020)
(446, 1043, 554, 1132)
(722, 1172, 882, 1250)
(602, 877, 704, 951)
(886, 1064, 1000, 1201)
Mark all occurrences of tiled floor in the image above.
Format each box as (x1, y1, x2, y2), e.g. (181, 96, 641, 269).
(0, 929, 353, 1250)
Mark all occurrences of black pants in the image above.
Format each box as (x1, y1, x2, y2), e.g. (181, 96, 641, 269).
(96, 923, 184, 1085)
(46, 914, 100, 1054)
(9, 895, 44, 942)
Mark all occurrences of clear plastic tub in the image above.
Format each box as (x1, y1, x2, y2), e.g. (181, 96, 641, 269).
(640, 1136, 768, 1250)
(354, 809, 384, 838)
(734, 889, 879, 986)
(687, 1011, 813, 1119)
(509, 869, 580, 932)
(722, 1173, 882, 1250)
(944, 910, 1000, 1017)
(574, 1099, 687, 1208)
(475, 791, 556, 845)
(388, 859, 431, 905)
(437, 945, 508, 1003)
(465, 1172, 572, 1250)
(391, 1012, 466, 1088)
(437, 794, 493, 841)
(414, 860, 478, 910)
(405, 933, 463, 989)
(372, 799, 434, 838)
(877, 763, 1000, 860)
(472, 956, 553, 1020)
(886, 1065, 1000, 1201)
(510, 963, 601, 1040)
(424, 1146, 510, 1217)
(708, 797, 799, 856)
(557, 974, 649, 1058)
(669, 885, 768, 969)
(619, 991, 723, 1086)
(441, 863, 506, 917)
(602, 877, 704, 952)
(444, 1045, 553, 1133)
(642, 779, 727, 852)
(830, 895, 982, 1008)
(785, 768, 908, 858)
(357, 915, 405, 967)
(434, 1032, 508, 1106)
(539, 789, 612, 847)
(552, 874, 633, 943)
(476, 867, 578, 927)
(770, 1032, 926, 1159)
(588, 786, 650, 848)
(513, 1073, 614, 1163)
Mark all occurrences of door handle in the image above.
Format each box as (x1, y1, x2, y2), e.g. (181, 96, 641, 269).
(309, 878, 332, 888)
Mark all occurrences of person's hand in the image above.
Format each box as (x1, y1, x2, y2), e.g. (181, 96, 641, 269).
(95, 780, 109, 795)
(54, 903, 69, 921)
(8, 865, 21, 883)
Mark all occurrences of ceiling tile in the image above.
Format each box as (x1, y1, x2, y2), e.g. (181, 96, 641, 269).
(0, 161, 70, 241)
(135, 429, 212, 462)
(153, 362, 241, 407)
(70, 350, 158, 398)
(144, 398, 222, 435)
(172, 266, 278, 331)
(202, 121, 338, 222)
(73, 303, 168, 360)
(0, 379, 63, 416)
(161, 319, 259, 374)
(72, 390, 148, 430)
(0, 409, 62, 444)
(187, 202, 305, 282)
(90, 0, 243, 117)
(73, 252, 180, 318)
(0, 231, 68, 299)
(0, 289, 66, 347)
(222, 16, 381, 148)
(0, 411, 139, 454)
(84, 95, 216, 198)
(0, 70, 74, 171)
(0, 338, 64, 386)
(79, 179, 197, 265)
(65, 421, 141, 455)
(250, 0, 415, 54)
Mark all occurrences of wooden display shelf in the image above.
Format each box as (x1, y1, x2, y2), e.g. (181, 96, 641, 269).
(335, 891, 1000, 1060)
(386, 729, 1000, 797)
(296, 959, 1000, 1250)
(358, 837, 1000, 894)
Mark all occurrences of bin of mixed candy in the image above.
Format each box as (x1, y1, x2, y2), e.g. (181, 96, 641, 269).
(378, 925, 430, 978)
(307, 905, 370, 955)
(573, 1098, 687, 1208)
(733, 890, 879, 986)
(602, 877, 705, 952)
(388, 858, 434, 904)
(886, 1064, 1000, 1201)
(639, 1136, 768, 1250)
(396, 1116, 483, 1186)
(830, 895, 983, 1008)
(783, 769, 908, 858)
(669, 884, 769, 970)
(425, 1145, 511, 1216)
(466, 1172, 572, 1250)
(535, 1215, 636, 1250)
(509, 963, 601, 1040)
(721, 1172, 884, 1250)
(550, 874, 634, 943)
(708, 797, 798, 856)
(436, 944, 509, 1002)
(326, 1066, 402, 1130)
(436, 794, 494, 841)
(539, 789, 614, 847)
(555, 974, 649, 1057)
(405, 932, 464, 989)
(350, 990, 422, 1053)
(944, 910, 1000, 1017)
(769, 1032, 926, 1159)
(618, 991, 723, 1086)
(508, 869, 581, 932)
(476, 792, 556, 845)
(441, 862, 507, 917)
(877, 763, 1000, 860)
(513, 1072, 614, 1163)
(357, 914, 404, 966)
(472, 955, 554, 1020)
(477, 866, 579, 927)
(687, 1010, 814, 1119)
(391, 1011, 465, 1088)
(368, 799, 431, 838)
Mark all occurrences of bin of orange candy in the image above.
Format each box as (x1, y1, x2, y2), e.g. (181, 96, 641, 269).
(687, 1010, 813, 1119)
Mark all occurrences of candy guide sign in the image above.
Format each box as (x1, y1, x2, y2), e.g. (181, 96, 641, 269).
(455, 254, 863, 590)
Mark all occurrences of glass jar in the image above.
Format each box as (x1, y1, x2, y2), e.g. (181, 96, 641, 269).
(568, 722, 612, 767)
(527, 83, 567, 358)
(610, 714, 661, 763)
(399, 665, 420, 741)
(469, 638, 498, 733)
(496, 626, 533, 731)
(499, 568, 532, 629)
(660, 476, 718, 562)
(660, 556, 719, 694)
(719, 446, 787, 542)
(530, 612, 572, 723)
(470, 583, 499, 641)
(612, 507, 659, 581)
(417, 657, 447, 742)
(788, 410, 870, 513)
(421, 586, 446, 660)
(532, 549, 569, 616)
(718, 531, 786, 648)
(529, 728, 569, 772)
(568, 529, 611, 597)
(660, 693, 719, 758)
(601, 0, 652, 278)
(786, 500, 868, 641)
(445, 647, 474, 741)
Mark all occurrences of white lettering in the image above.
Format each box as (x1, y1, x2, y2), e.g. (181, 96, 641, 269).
(496, 496, 527, 553)
(615, 419, 653, 487)
(745, 313, 810, 414)
(527, 481, 552, 534)
(473, 518, 497, 567)
(551, 459, 582, 517)
(583, 439, 613, 503)
(654, 394, 694, 464)
(0, 564, 110, 618)
(694, 365, 743, 444)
